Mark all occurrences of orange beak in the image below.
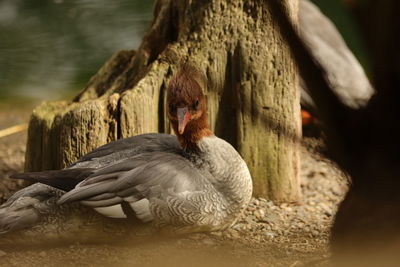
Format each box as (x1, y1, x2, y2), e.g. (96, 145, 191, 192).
(177, 107, 191, 134)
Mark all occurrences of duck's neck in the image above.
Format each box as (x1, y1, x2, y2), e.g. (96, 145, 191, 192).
(173, 112, 213, 152)
(187, 135, 253, 210)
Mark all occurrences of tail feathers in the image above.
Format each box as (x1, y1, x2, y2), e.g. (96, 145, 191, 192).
(0, 183, 64, 234)
(10, 168, 94, 191)
(0, 209, 39, 234)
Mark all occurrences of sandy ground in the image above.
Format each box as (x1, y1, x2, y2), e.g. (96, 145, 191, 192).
(0, 105, 32, 203)
(0, 106, 348, 267)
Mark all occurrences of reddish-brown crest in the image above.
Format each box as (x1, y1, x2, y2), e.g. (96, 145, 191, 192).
(167, 65, 212, 150)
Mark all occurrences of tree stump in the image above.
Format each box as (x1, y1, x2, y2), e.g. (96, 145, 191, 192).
(25, 0, 301, 202)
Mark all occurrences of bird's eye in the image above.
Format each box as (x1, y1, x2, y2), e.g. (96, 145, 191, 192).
(169, 103, 175, 114)
(194, 99, 199, 110)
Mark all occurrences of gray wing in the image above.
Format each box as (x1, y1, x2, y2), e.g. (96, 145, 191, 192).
(0, 183, 65, 234)
(58, 152, 210, 219)
(9, 133, 182, 192)
(299, 0, 374, 109)
(70, 133, 182, 169)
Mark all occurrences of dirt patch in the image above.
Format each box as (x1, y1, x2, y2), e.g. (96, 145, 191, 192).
(0, 108, 348, 267)
(0, 106, 32, 203)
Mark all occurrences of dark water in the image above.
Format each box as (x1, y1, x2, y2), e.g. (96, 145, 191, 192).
(0, 0, 154, 102)
(0, 0, 367, 103)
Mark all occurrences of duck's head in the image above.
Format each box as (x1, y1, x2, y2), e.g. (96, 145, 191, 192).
(167, 65, 212, 150)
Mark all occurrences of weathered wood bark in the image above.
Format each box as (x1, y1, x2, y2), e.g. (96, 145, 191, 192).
(25, 0, 301, 202)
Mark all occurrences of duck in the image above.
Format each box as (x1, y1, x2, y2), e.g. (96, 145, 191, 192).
(0, 65, 253, 235)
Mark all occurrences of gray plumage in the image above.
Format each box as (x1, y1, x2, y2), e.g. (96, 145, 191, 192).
(0, 183, 64, 234)
(0, 134, 252, 234)
(299, 0, 374, 109)
(70, 133, 182, 169)
(60, 135, 253, 233)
